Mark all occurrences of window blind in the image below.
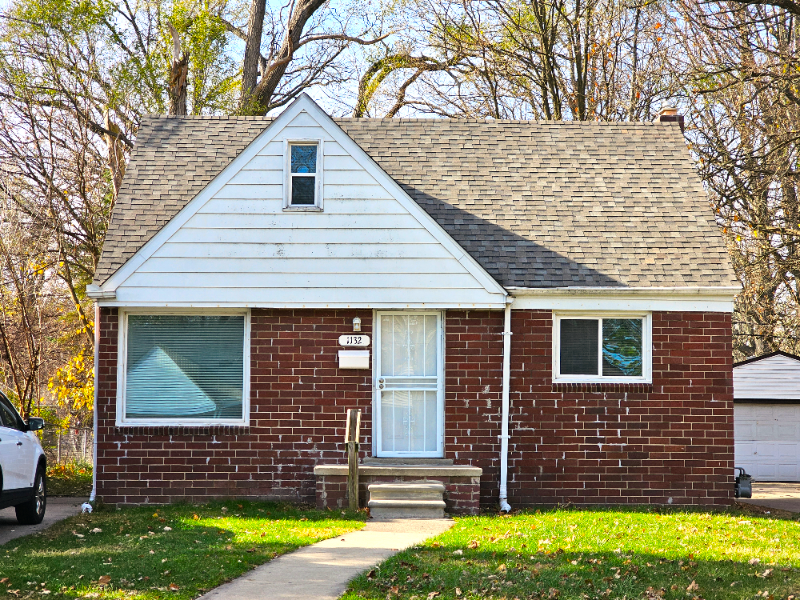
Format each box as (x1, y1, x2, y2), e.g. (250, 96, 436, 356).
(125, 315, 245, 420)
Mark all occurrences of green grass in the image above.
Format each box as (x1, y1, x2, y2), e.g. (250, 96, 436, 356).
(46, 462, 93, 497)
(343, 507, 800, 600)
(0, 500, 365, 599)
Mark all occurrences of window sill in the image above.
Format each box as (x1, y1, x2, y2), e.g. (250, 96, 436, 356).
(283, 205, 323, 212)
(114, 424, 250, 436)
(552, 382, 653, 393)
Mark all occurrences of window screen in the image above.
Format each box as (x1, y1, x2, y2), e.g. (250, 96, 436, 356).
(290, 144, 317, 205)
(125, 315, 245, 421)
(558, 317, 644, 378)
(560, 319, 598, 375)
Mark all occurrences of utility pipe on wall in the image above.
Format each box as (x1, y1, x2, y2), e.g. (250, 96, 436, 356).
(89, 303, 99, 503)
(499, 298, 513, 512)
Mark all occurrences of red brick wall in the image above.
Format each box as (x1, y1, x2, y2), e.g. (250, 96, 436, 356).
(96, 307, 733, 508)
(96, 308, 374, 504)
(504, 310, 734, 507)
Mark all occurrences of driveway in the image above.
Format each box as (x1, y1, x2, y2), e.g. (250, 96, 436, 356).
(0, 497, 83, 545)
(737, 482, 800, 514)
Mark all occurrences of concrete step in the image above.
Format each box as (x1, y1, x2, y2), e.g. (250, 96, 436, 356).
(368, 482, 446, 519)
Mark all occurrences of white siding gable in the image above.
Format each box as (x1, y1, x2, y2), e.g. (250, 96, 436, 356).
(102, 95, 507, 308)
(734, 353, 800, 400)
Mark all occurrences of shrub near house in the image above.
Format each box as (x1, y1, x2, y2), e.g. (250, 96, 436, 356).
(87, 95, 738, 511)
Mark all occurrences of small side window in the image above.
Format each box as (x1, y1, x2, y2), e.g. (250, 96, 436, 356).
(288, 143, 319, 207)
(554, 314, 651, 383)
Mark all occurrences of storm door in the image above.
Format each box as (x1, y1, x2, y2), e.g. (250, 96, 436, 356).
(375, 312, 444, 457)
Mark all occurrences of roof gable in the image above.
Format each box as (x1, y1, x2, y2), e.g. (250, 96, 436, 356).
(93, 101, 738, 293)
(734, 351, 800, 400)
(94, 95, 507, 308)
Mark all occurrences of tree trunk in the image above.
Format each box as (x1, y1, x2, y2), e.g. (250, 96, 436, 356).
(241, 0, 267, 102)
(168, 24, 189, 116)
(242, 0, 327, 115)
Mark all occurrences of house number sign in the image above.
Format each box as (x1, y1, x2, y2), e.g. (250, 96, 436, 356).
(339, 334, 370, 347)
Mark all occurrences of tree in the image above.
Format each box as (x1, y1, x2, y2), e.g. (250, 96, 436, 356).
(679, 0, 800, 358)
(354, 0, 680, 120)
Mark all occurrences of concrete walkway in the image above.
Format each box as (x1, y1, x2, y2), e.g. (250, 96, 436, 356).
(738, 482, 800, 513)
(198, 518, 453, 600)
(0, 497, 83, 545)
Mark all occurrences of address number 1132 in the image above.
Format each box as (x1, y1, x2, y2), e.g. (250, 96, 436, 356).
(339, 334, 370, 347)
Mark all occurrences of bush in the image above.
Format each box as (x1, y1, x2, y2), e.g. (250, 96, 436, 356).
(46, 461, 92, 497)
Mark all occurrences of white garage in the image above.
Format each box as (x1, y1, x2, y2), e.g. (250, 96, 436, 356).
(734, 351, 800, 482)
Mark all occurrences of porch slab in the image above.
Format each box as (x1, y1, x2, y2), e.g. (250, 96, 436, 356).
(314, 463, 482, 515)
(314, 464, 481, 477)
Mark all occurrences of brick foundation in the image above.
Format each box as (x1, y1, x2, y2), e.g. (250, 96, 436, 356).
(95, 308, 734, 508)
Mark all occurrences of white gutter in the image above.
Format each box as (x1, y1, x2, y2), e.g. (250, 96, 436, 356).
(505, 286, 740, 298)
(89, 303, 99, 503)
(499, 298, 513, 512)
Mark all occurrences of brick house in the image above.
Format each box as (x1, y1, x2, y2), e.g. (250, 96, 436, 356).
(87, 95, 739, 513)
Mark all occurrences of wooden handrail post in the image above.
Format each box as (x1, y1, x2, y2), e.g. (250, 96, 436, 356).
(345, 409, 361, 511)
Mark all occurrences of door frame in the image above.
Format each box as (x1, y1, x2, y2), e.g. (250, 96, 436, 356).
(373, 310, 445, 458)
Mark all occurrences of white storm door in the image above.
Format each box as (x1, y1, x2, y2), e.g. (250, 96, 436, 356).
(375, 312, 444, 457)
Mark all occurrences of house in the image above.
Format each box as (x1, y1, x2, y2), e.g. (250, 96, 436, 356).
(87, 94, 739, 513)
(734, 351, 800, 482)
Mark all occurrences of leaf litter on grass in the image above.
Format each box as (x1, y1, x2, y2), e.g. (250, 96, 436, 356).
(342, 507, 800, 600)
(0, 500, 364, 600)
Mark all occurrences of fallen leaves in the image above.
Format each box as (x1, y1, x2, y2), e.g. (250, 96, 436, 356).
(467, 540, 480, 549)
(687, 581, 699, 592)
(97, 575, 111, 587)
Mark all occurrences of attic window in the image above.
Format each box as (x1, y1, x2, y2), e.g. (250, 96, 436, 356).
(287, 142, 322, 208)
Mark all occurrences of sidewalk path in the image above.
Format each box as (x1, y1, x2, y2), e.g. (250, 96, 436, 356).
(0, 497, 83, 546)
(198, 518, 453, 600)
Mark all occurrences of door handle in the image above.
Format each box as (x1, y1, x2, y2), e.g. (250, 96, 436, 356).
(16, 441, 23, 446)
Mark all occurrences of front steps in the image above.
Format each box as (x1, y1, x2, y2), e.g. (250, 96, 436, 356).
(368, 482, 446, 519)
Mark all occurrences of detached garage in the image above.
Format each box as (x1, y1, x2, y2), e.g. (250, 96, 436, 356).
(734, 351, 800, 482)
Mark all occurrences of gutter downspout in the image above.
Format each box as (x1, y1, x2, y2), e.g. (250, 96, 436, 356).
(499, 298, 513, 512)
(89, 303, 99, 503)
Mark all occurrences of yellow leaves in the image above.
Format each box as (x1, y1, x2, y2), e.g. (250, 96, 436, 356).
(48, 350, 93, 416)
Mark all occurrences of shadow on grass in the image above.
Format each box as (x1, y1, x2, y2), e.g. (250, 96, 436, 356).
(0, 500, 365, 600)
(345, 506, 800, 600)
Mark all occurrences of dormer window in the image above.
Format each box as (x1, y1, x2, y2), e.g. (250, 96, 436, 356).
(285, 141, 323, 210)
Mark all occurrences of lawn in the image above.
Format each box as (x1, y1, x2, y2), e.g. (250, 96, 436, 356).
(0, 500, 364, 599)
(343, 507, 800, 600)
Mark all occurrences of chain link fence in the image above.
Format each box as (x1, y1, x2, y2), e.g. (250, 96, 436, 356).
(39, 427, 93, 464)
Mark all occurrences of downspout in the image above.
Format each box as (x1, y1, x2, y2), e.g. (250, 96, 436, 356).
(89, 303, 100, 503)
(499, 297, 513, 512)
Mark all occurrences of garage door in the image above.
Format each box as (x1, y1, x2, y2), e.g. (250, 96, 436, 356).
(734, 404, 800, 481)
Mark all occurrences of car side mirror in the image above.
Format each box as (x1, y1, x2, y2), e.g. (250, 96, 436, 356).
(26, 417, 44, 431)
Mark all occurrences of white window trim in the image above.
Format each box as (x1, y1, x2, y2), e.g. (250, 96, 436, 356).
(116, 309, 251, 427)
(552, 311, 652, 384)
(283, 139, 324, 211)
(373, 310, 445, 458)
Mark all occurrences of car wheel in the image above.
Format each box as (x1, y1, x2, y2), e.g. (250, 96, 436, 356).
(15, 466, 46, 525)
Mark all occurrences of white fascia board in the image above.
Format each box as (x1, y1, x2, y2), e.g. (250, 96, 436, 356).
(96, 93, 507, 306)
(508, 286, 739, 312)
(95, 300, 506, 309)
(300, 97, 507, 299)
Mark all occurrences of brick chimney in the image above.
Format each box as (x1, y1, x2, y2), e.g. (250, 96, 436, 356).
(654, 102, 685, 133)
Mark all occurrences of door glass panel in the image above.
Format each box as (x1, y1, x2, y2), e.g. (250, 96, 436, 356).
(378, 313, 441, 455)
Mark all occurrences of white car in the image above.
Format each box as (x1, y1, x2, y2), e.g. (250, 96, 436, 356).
(0, 392, 46, 524)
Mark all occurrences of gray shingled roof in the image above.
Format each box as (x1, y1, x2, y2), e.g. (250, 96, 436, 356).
(93, 115, 737, 289)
